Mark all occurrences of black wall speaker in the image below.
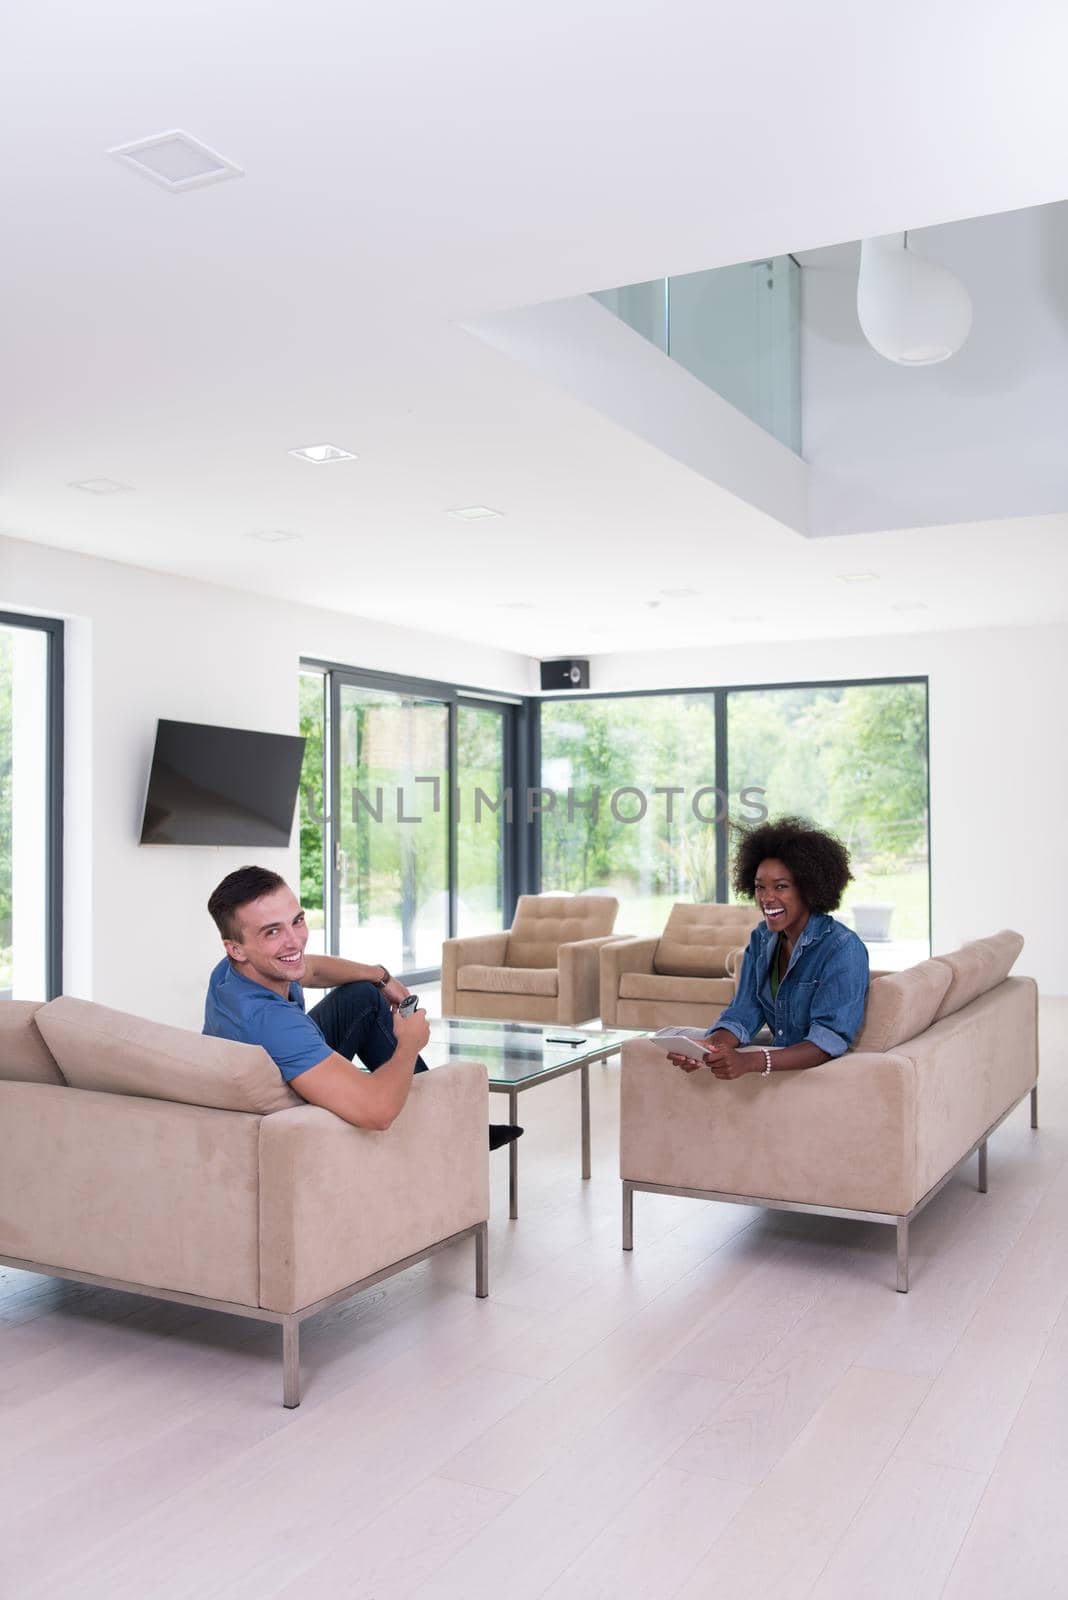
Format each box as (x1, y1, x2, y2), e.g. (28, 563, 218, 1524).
(540, 658, 590, 691)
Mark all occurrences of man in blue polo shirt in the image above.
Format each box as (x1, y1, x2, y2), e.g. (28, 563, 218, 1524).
(204, 865, 521, 1147)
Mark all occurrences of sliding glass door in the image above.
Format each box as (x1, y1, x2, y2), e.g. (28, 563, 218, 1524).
(299, 664, 516, 981)
(0, 613, 63, 998)
(456, 700, 507, 938)
(334, 681, 449, 976)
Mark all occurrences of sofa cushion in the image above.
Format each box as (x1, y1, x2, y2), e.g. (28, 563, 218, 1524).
(620, 971, 733, 1003)
(0, 1001, 65, 1086)
(35, 995, 301, 1115)
(457, 964, 559, 997)
(852, 959, 954, 1053)
(932, 930, 1025, 1021)
(507, 894, 618, 968)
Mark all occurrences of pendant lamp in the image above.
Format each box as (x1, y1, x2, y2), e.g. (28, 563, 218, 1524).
(856, 232, 972, 365)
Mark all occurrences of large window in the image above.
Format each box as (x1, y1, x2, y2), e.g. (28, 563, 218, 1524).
(539, 693, 725, 935)
(299, 663, 516, 979)
(0, 613, 63, 999)
(540, 677, 929, 962)
(726, 681, 929, 959)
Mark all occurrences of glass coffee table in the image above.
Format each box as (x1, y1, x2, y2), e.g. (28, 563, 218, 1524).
(424, 1019, 640, 1218)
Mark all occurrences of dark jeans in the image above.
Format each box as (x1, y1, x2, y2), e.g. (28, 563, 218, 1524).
(307, 981, 428, 1074)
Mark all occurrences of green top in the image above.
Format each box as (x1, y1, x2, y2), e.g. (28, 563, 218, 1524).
(769, 935, 783, 997)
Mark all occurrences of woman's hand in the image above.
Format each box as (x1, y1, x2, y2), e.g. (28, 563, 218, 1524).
(667, 1049, 711, 1073)
(706, 1044, 758, 1079)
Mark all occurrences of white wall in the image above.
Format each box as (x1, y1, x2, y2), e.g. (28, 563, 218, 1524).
(587, 623, 1067, 994)
(0, 535, 530, 1027)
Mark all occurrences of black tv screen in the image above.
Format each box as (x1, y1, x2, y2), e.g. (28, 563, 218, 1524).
(139, 719, 306, 846)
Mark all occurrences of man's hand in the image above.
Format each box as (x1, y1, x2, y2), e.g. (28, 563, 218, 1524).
(392, 1006, 430, 1056)
(381, 974, 410, 1011)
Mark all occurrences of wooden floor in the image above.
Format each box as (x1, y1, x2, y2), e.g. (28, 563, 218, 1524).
(3, 1001, 1066, 1600)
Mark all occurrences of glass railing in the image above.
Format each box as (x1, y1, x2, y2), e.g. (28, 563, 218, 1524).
(592, 255, 801, 454)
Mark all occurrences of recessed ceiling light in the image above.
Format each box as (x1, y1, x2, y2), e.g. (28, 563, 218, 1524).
(108, 130, 244, 193)
(288, 444, 357, 464)
(447, 506, 502, 521)
(68, 477, 130, 494)
(837, 571, 880, 583)
(892, 600, 928, 611)
(248, 529, 302, 544)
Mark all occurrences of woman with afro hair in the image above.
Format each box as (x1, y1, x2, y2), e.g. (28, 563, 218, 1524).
(667, 816, 869, 1081)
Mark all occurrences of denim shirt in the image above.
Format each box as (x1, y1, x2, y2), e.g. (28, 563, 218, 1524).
(711, 913, 869, 1059)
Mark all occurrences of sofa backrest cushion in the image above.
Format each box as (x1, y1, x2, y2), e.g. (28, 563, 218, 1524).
(507, 894, 619, 968)
(0, 1000, 66, 1086)
(35, 995, 302, 1115)
(852, 959, 954, 1053)
(932, 930, 1024, 1021)
(653, 903, 761, 977)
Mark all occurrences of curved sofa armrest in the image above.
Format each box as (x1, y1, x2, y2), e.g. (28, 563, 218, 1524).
(441, 932, 510, 1010)
(258, 1059, 489, 1314)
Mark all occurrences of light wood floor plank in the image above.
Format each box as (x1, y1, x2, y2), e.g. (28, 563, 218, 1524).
(808, 1456, 987, 1599)
(672, 1365, 930, 1600)
(940, 1365, 1068, 1600)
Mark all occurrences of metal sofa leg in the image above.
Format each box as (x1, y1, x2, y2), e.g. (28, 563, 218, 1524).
(475, 1221, 489, 1299)
(978, 1140, 988, 1193)
(622, 1180, 634, 1251)
(896, 1218, 909, 1294)
(282, 1319, 301, 1408)
(1032, 1085, 1039, 1129)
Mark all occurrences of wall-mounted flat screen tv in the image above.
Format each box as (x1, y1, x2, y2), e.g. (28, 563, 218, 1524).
(139, 719, 306, 846)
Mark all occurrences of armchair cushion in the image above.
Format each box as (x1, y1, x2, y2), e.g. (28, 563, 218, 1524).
(652, 903, 762, 977)
(506, 894, 619, 968)
(619, 971, 734, 1004)
(458, 964, 558, 997)
(36, 995, 300, 1116)
(653, 940, 739, 978)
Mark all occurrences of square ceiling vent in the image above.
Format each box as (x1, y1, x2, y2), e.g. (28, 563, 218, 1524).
(108, 130, 244, 193)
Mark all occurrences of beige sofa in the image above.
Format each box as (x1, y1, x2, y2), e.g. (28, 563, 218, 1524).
(441, 893, 622, 1023)
(0, 996, 490, 1406)
(599, 902, 762, 1029)
(620, 931, 1038, 1290)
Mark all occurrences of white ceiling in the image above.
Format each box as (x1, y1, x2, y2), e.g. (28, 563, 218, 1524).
(3, 0, 1067, 659)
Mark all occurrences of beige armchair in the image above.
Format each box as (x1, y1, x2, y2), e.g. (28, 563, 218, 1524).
(442, 894, 622, 1023)
(599, 902, 762, 1030)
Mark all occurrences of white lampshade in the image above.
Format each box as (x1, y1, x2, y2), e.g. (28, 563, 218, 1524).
(857, 233, 972, 365)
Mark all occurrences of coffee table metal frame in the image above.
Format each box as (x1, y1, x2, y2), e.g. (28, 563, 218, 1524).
(428, 1019, 638, 1219)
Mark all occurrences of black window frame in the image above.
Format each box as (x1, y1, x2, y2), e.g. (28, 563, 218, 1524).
(534, 673, 932, 946)
(0, 609, 64, 998)
(300, 657, 528, 983)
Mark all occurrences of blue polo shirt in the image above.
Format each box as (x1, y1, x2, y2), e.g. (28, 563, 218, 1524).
(203, 958, 333, 1082)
